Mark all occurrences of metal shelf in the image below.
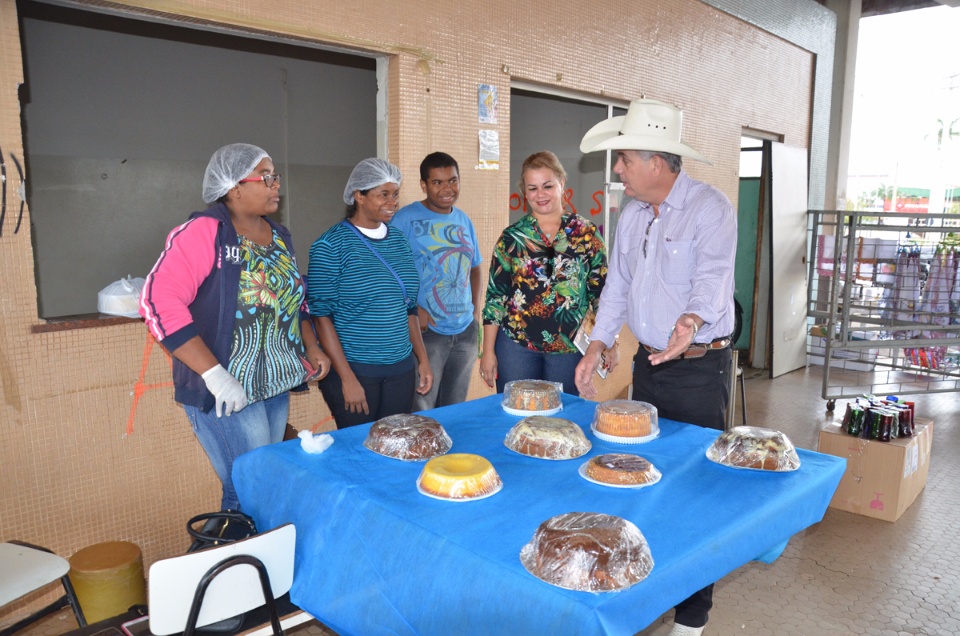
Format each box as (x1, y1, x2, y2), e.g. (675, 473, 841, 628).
(806, 210, 960, 409)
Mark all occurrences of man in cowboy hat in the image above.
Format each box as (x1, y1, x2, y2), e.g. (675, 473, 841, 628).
(574, 98, 737, 636)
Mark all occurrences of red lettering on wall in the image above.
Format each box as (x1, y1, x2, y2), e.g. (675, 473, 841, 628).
(589, 190, 603, 216)
(564, 188, 578, 215)
(511, 186, 605, 216)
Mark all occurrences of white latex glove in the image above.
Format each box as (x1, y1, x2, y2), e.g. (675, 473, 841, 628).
(201, 364, 249, 417)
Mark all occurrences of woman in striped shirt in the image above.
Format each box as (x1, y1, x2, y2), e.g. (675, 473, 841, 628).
(307, 158, 434, 428)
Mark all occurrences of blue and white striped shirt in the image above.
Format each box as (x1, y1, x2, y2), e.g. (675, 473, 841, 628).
(307, 222, 419, 365)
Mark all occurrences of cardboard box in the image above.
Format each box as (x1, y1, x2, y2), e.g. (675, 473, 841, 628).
(817, 418, 933, 522)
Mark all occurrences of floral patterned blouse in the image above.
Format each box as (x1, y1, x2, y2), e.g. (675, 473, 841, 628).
(229, 230, 316, 402)
(482, 213, 607, 353)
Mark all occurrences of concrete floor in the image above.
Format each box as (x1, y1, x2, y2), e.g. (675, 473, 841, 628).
(635, 364, 960, 636)
(13, 363, 960, 636)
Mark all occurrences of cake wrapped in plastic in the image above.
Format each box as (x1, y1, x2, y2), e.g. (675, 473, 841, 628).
(520, 512, 654, 592)
(417, 453, 503, 500)
(706, 426, 801, 472)
(504, 416, 591, 460)
(581, 453, 662, 488)
(363, 413, 452, 461)
(590, 400, 659, 443)
(501, 380, 563, 416)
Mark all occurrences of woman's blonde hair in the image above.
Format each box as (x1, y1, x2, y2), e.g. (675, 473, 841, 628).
(519, 151, 567, 191)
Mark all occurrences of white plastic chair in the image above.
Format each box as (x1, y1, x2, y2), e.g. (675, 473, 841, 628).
(147, 524, 303, 636)
(0, 541, 86, 636)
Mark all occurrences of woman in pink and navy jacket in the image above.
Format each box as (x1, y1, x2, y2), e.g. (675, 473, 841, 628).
(140, 143, 330, 511)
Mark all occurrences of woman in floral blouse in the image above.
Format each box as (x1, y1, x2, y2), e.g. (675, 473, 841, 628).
(480, 151, 607, 395)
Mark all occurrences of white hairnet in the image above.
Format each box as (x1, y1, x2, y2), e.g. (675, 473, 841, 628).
(202, 143, 270, 203)
(343, 158, 403, 205)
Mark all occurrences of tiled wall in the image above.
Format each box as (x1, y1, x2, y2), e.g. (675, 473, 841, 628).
(0, 0, 816, 624)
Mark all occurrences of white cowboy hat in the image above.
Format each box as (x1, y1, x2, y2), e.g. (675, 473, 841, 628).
(579, 98, 712, 164)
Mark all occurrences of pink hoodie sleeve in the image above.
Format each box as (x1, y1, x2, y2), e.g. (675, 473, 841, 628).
(139, 217, 218, 347)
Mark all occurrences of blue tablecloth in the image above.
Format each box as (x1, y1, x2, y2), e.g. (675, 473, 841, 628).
(234, 394, 844, 636)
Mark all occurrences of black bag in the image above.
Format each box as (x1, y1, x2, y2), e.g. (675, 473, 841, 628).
(184, 511, 259, 632)
(186, 511, 258, 553)
(732, 298, 744, 345)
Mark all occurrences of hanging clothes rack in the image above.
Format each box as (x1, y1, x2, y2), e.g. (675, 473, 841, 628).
(806, 209, 960, 410)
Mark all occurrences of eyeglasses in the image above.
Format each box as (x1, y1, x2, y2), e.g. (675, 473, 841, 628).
(642, 217, 655, 259)
(238, 173, 282, 188)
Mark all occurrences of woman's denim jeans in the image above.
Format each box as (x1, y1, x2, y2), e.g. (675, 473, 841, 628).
(183, 392, 289, 510)
(493, 329, 582, 396)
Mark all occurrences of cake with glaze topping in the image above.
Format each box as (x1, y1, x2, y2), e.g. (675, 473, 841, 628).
(417, 453, 502, 500)
(505, 416, 591, 460)
(584, 453, 661, 486)
(706, 426, 800, 471)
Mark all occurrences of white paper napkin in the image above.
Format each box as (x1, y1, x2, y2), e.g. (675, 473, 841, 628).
(298, 430, 334, 454)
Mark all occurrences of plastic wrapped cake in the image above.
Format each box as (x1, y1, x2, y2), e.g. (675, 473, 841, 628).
(363, 413, 452, 461)
(417, 453, 503, 501)
(519, 512, 654, 592)
(706, 426, 801, 472)
(501, 380, 563, 416)
(590, 400, 659, 443)
(580, 453, 662, 488)
(504, 416, 591, 460)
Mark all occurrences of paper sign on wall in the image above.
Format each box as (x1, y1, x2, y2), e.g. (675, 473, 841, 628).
(478, 130, 500, 170)
(478, 84, 498, 124)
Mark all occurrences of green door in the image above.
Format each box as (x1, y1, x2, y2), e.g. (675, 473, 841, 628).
(735, 177, 760, 351)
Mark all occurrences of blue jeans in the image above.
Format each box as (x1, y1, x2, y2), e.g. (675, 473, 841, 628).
(415, 320, 479, 410)
(493, 329, 582, 396)
(183, 392, 289, 511)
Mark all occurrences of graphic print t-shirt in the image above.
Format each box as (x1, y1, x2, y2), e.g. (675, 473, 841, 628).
(392, 202, 482, 335)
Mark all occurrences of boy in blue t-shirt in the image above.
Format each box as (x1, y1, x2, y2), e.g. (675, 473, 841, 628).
(392, 152, 482, 409)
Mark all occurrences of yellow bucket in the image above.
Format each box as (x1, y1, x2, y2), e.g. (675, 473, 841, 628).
(68, 541, 146, 623)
